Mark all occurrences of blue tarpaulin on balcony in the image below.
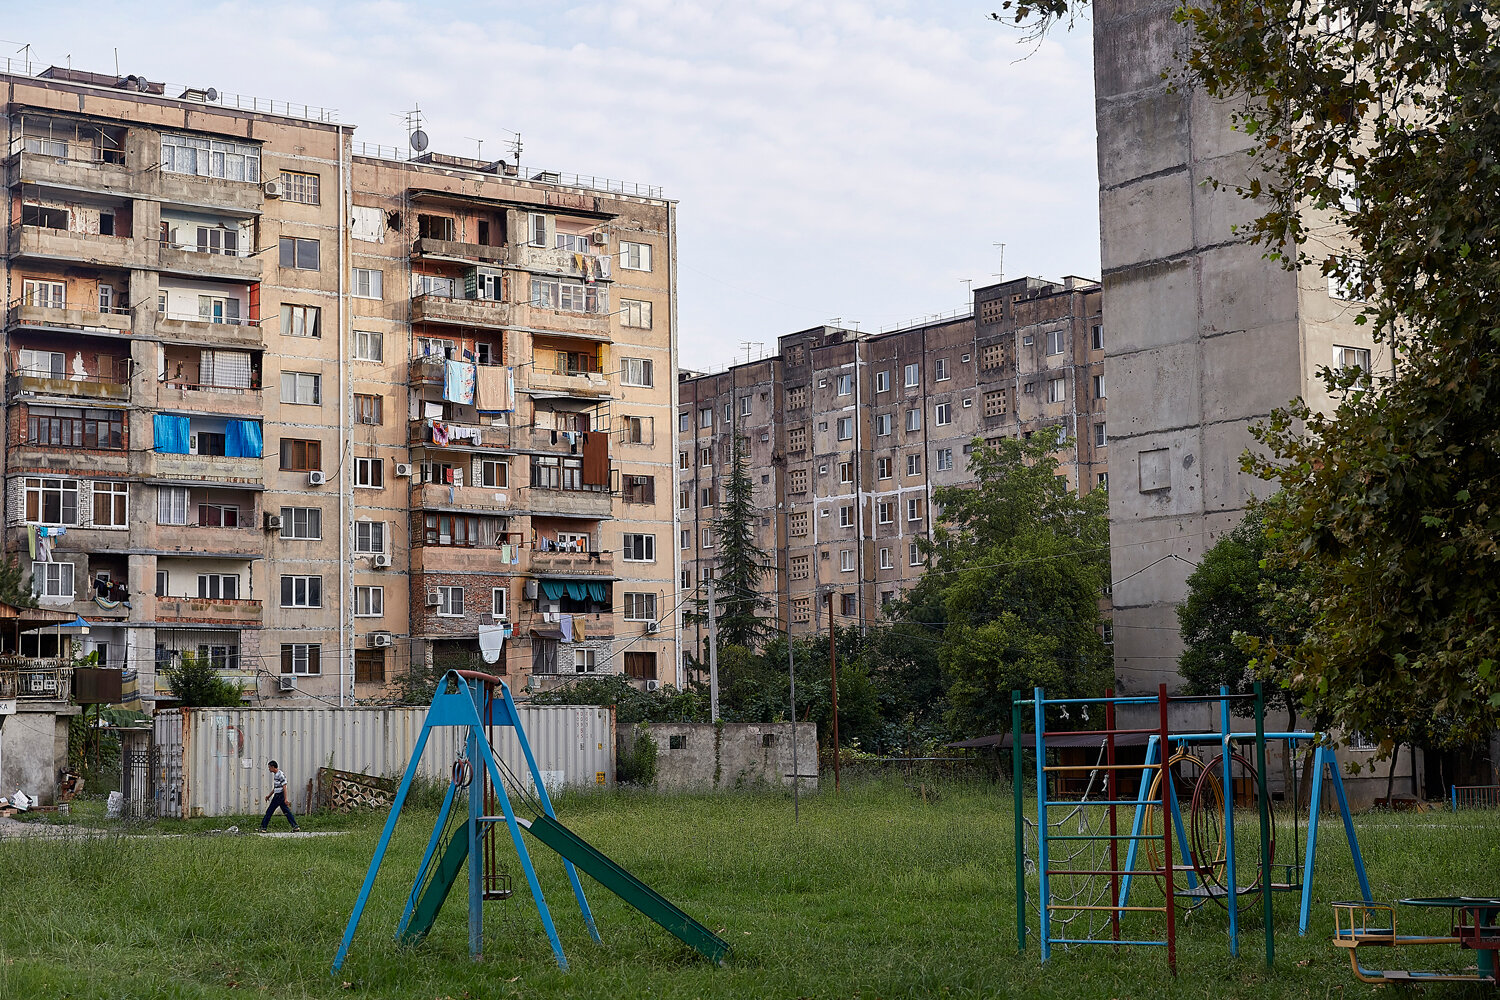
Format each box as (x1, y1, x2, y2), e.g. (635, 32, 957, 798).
(153, 414, 190, 454)
(587, 582, 607, 603)
(539, 580, 567, 601)
(225, 420, 262, 458)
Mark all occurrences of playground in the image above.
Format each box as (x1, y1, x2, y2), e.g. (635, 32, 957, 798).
(0, 772, 1496, 998)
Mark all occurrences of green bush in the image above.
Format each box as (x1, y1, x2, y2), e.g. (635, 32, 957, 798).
(616, 723, 658, 788)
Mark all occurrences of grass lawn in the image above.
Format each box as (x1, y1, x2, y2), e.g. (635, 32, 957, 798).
(0, 779, 1496, 999)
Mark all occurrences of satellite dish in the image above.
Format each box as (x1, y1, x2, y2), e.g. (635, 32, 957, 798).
(205, 87, 219, 102)
(410, 130, 429, 153)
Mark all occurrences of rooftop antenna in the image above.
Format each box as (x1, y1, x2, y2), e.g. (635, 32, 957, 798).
(465, 136, 484, 160)
(404, 106, 427, 157)
(738, 341, 764, 364)
(960, 278, 973, 301)
(992, 242, 1006, 281)
(499, 128, 523, 166)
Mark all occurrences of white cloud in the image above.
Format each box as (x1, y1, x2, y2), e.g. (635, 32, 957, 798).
(6, 0, 1098, 369)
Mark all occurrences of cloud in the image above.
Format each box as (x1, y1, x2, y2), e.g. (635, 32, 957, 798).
(8, 0, 1098, 369)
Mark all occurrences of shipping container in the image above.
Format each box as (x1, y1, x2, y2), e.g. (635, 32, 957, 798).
(152, 704, 613, 818)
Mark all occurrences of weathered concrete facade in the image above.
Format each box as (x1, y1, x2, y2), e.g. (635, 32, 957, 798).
(619, 721, 817, 791)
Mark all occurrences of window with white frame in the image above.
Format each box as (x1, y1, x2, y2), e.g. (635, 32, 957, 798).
(907, 497, 923, 521)
(573, 648, 598, 674)
(875, 370, 890, 392)
(621, 299, 653, 329)
(623, 592, 657, 621)
(739, 395, 752, 417)
(23, 279, 66, 309)
(280, 575, 323, 608)
(92, 481, 128, 527)
(619, 240, 652, 271)
(836, 374, 853, 396)
(876, 413, 893, 436)
(622, 533, 656, 562)
(354, 457, 384, 489)
(840, 549, 855, 572)
(877, 501, 893, 524)
(621, 357, 654, 387)
(935, 402, 952, 426)
(354, 586, 384, 617)
(351, 268, 383, 299)
(491, 587, 508, 619)
(354, 521, 386, 554)
(32, 561, 74, 600)
(877, 457, 892, 479)
(1334, 345, 1372, 375)
(699, 408, 713, 429)
(1047, 330, 1066, 355)
(935, 448, 954, 471)
(879, 547, 893, 569)
(839, 461, 854, 483)
(699, 448, 712, 467)
(353, 329, 383, 362)
(840, 505, 854, 527)
(837, 417, 853, 440)
(1095, 423, 1107, 447)
(904, 363, 919, 388)
(280, 371, 321, 405)
(279, 507, 321, 539)
(1093, 374, 1105, 399)
(909, 541, 922, 565)
(479, 460, 508, 488)
(906, 453, 921, 476)
(935, 358, 949, 381)
(905, 408, 920, 432)
(528, 213, 549, 247)
(27, 477, 80, 525)
(1047, 377, 1066, 403)
(1328, 260, 1366, 301)
(161, 133, 260, 181)
(1092, 324, 1104, 350)
(680, 529, 692, 550)
(701, 527, 715, 548)
(281, 643, 321, 676)
(280, 170, 319, 204)
(436, 586, 465, 617)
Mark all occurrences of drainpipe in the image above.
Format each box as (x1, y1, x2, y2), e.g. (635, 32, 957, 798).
(852, 334, 866, 633)
(337, 128, 350, 706)
(667, 201, 682, 689)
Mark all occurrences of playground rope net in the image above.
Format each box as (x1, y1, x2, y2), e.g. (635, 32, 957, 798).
(1021, 739, 1118, 947)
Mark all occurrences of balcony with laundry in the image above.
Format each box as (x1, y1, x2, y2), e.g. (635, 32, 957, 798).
(526, 338, 612, 400)
(408, 512, 519, 576)
(154, 211, 262, 282)
(7, 116, 131, 193)
(527, 525, 615, 579)
(150, 414, 264, 486)
(9, 191, 136, 268)
(17, 541, 134, 623)
(7, 340, 132, 404)
(513, 222, 614, 285)
(525, 574, 616, 648)
(408, 345, 515, 456)
(6, 270, 133, 336)
(156, 345, 263, 416)
(152, 558, 261, 626)
(410, 265, 509, 329)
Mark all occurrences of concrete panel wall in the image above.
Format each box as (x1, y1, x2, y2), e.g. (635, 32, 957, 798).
(620, 722, 818, 792)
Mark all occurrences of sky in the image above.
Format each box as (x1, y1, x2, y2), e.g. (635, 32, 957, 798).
(1, 1, 1100, 372)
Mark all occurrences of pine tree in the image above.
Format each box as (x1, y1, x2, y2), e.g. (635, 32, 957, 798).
(709, 431, 770, 650)
(0, 552, 37, 609)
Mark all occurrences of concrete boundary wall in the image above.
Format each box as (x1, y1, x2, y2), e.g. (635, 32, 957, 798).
(620, 722, 818, 791)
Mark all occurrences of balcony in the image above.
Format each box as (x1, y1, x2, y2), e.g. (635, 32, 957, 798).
(521, 612, 616, 644)
(525, 366, 611, 400)
(412, 237, 508, 265)
(155, 382, 264, 417)
(410, 546, 516, 575)
(409, 482, 513, 513)
(412, 292, 510, 330)
(513, 245, 612, 282)
(154, 242, 264, 282)
(153, 523, 263, 556)
(527, 548, 615, 578)
(151, 453, 263, 487)
(8, 226, 137, 268)
(7, 298, 132, 335)
(8, 371, 131, 403)
(408, 418, 511, 452)
(0, 657, 72, 701)
(149, 171, 264, 214)
(526, 487, 613, 519)
(507, 302, 611, 340)
(9, 148, 134, 195)
(154, 596, 262, 626)
(150, 313, 263, 349)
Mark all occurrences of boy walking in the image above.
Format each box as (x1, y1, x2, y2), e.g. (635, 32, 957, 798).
(259, 760, 301, 832)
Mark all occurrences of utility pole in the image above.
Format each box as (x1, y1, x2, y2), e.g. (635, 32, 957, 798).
(827, 593, 841, 792)
(785, 506, 800, 824)
(706, 578, 719, 723)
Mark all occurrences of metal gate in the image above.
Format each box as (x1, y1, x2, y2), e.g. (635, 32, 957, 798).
(152, 710, 183, 819)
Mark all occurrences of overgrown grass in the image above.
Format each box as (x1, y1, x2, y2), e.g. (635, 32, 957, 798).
(0, 778, 1496, 999)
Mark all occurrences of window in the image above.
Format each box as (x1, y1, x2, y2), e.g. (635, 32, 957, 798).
(787, 426, 808, 452)
(280, 372, 321, 405)
(622, 534, 656, 562)
(619, 240, 652, 271)
(680, 529, 692, 550)
(25, 478, 79, 525)
(1092, 324, 1104, 350)
(353, 394, 383, 425)
(194, 225, 240, 256)
(1335, 345, 1372, 375)
(985, 389, 1009, 417)
(789, 511, 809, 536)
(620, 298, 653, 329)
(877, 501, 893, 524)
(874, 413, 893, 436)
(699, 408, 713, 429)
(26, 406, 124, 449)
(1092, 374, 1105, 399)
(279, 439, 321, 472)
(21, 205, 68, 230)
(936, 448, 954, 471)
(699, 448, 712, 468)
(897, 408, 916, 433)
(278, 236, 320, 270)
(935, 402, 952, 426)
(531, 277, 607, 314)
(1095, 423, 1107, 447)
(879, 547, 893, 569)
(877, 457, 892, 480)
(417, 214, 456, 241)
(278, 507, 321, 540)
(1328, 262, 1366, 301)
(840, 549, 855, 572)
(192, 573, 238, 600)
(160, 134, 260, 181)
(621, 416, 652, 444)
(621, 357, 654, 387)
(840, 593, 856, 617)
(573, 649, 598, 674)
(740, 396, 753, 417)
(981, 343, 1003, 370)
(354, 649, 386, 684)
(281, 304, 321, 339)
(33, 562, 75, 600)
(906, 454, 921, 476)
(839, 461, 854, 484)
(1047, 377, 1066, 403)
(623, 593, 657, 622)
(701, 527, 715, 548)
(436, 586, 465, 617)
(678, 412, 691, 434)
(840, 505, 854, 527)
(624, 652, 658, 680)
(280, 170, 319, 204)
(1047, 330, 1066, 355)
(280, 575, 323, 608)
(351, 268, 383, 299)
(352, 586, 384, 617)
(837, 417, 853, 441)
(92, 481, 128, 527)
(875, 370, 890, 392)
(354, 521, 386, 554)
(836, 374, 853, 396)
(353, 329, 383, 362)
(788, 468, 808, 493)
(623, 475, 655, 504)
(153, 486, 189, 526)
(904, 363, 920, 388)
(935, 358, 950, 381)
(908, 498, 923, 521)
(478, 460, 508, 489)
(909, 541, 922, 566)
(486, 586, 508, 620)
(22, 279, 65, 309)
(280, 644, 321, 676)
(198, 502, 239, 527)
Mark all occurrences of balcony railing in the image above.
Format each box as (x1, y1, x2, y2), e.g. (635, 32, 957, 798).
(7, 297, 133, 333)
(0, 657, 72, 700)
(527, 548, 615, 577)
(411, 292, 510, 329)
(155, 596, 262, 624)
(8, 368, 132, 402)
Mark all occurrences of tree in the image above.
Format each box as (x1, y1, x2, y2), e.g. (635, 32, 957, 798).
(0, 552, 37, 609)
(709, 432, 771, 650)
(163, 651, 243, 707)
(900, 432, 1111, 737)
(1001, 0, 1500, 747)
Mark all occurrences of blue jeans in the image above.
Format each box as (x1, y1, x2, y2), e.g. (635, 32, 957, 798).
(261, 792, 298, 830)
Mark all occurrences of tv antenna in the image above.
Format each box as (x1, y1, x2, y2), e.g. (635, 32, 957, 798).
(465, 137, 484, 160)
(498, 127, 523, 165)
(738, 341, 765, 364)
(992, 242, 1006, 281)
(403, 106, 428, 156)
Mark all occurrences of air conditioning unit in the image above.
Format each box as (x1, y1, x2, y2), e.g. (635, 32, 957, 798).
(372, 553, 392, 568)
(645, 679, 660, 692)
(394, 463, 413, 477)
(277, 675, 296, 692)
(425, 591, 441, 608)
(589, 230, 608, 246)
(523, 579, 539, 601)
(262, 179, 282, 198)
(369, 632, 394, 648)
(643, 620, 658, 634)
(307, 471, 326, 486)
(263, 513, 283, 531)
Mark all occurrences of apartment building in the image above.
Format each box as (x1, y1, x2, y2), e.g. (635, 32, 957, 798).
(1, 65, 679, 713)
(677, 276, 1104, 665)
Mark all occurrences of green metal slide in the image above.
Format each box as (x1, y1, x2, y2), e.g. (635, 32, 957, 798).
(522, 814, 731, 965)
(399, 831, 468, 946)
